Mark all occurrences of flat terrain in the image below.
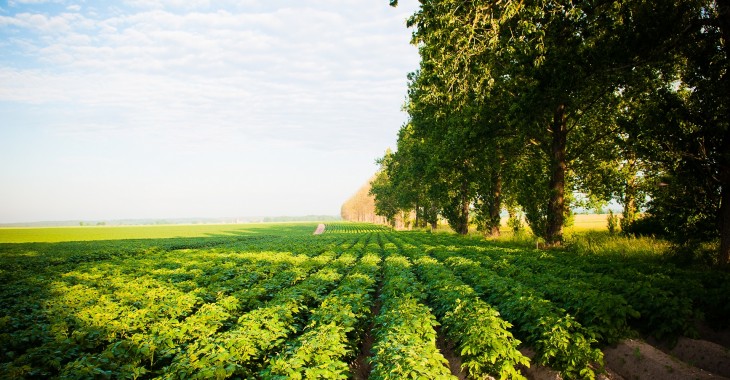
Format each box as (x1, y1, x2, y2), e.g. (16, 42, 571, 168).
(0, 223, 309, 243)
(1, 222, 728, 379)
(0, 214, 610, 244)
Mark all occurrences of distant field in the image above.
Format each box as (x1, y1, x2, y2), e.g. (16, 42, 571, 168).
(568, 213, 610, 232)
(497, 213, 609, 234)
(0, 222, 318, 243)
(0, 214, 612, 243)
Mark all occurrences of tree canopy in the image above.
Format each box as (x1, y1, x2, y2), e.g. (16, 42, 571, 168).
(376, 0, 730, 266)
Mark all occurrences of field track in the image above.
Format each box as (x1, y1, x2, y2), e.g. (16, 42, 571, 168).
(1, 222, 728, 379)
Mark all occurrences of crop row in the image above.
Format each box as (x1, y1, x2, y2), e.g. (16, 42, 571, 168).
(261, 252, 380, 379)
(3, 226, 723, 380)
(0, 233, 366, 378)
(163, 264, 346, 378)
(321, 223, 391, 235)
(398, 232, 724, 340)
(385, 234, 602, 379)
(465, 248, 691, 342)
(369, 253, 453, 379)
(377, 235, 529, 378)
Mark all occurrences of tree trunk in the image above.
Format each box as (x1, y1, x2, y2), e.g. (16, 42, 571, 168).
(414, 198, 420, 228)
(621, 190, 636, 227)
(507, 206, 520, 233)
(621, 160, 638, 232)
(717, 0, 730, 267)
(546, 103, 568, 246)
(720, 171, 730, 267)
(488, 165, 503, 237)
(457, 179, 470, 235)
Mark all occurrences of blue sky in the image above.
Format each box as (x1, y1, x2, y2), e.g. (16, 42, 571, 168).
(0, 0, 420, 223)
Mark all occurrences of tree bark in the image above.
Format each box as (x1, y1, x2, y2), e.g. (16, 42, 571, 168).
(720, 168, 730, 267)
(717, 0, 730, 267)
(488, 164, 503, 237)
(621, 157, 638, 232)
(546, 103, 568, 246)
(621, 189, 637, 229)
(457, 179, 470, 235)
(414, 198, 420, 228)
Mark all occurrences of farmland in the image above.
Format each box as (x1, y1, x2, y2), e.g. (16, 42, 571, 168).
(0, 223, 289, 244)
(1, 222, 729, 379)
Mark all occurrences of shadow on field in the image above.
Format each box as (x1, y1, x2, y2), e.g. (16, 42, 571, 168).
(0, 232, 313, 377)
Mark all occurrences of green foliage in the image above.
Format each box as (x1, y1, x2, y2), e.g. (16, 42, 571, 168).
(370, 152, 402, 226)
(439, 254, 603, 379)
(385, 0, 730, 262)
(369, 255, 454, 380)
(606, 211, 618, 235)
(2, 225, 727, 379)
(462, 251, 639, 345)
(261, 253, 380, 379)
(410, 255, 529, 379)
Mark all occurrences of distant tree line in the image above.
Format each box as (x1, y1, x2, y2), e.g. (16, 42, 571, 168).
(372, 0, 730, 266)
(341, 176, 412, 228)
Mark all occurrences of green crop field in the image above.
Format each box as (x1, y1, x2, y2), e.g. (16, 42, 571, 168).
(0, 215, 611, 244)
(0, 223, 316, 244)
(1, 222, 728, 379)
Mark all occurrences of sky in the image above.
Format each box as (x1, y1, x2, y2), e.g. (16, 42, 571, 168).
(0, 0, 421, 223)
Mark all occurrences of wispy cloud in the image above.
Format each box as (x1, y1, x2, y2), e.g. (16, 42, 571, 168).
(2, 2, 417, 148)
(0, 1, 420, 221)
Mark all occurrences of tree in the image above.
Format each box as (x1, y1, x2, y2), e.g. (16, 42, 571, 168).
(607, 1, 730, 266)
(388, 0, 730, 264)
(369, 152, 401, 226)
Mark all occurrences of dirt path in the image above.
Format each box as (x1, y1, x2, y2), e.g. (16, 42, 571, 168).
(313, 223, 325, 235)
(663, 337, 730, 378)
(515, 337, 730, 380)
(603, 339, 729, 380)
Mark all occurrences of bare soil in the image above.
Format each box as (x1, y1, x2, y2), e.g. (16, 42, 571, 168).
(518, 348, 565, 380)
(435, 327, 468, 379)
(510, 338, 730, 380)
(349, 327, 375, 380)
(660, 337, 730, 378)
(603, 339, 729, 380)
(697, 323, 730, 349)
(349, 269, 383, 380)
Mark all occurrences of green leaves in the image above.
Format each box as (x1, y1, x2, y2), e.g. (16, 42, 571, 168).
(438, 254, 603, 379)
(410, 255, 529, 379)
(260, 253, 380, 379)
(386, 0, 729, 258)
(369, 255, 454, 380)
(3, 226, 723, 379)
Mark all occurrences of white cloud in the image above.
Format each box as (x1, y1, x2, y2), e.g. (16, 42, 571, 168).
(0, 1, 421, 221)
(9, 0, 63, 5)
(123, 0, 212, 11)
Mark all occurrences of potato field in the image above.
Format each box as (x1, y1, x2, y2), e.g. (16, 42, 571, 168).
(1, 223, 729, 379)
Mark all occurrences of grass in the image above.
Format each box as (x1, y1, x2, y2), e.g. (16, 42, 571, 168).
(565, 230, 671, 258)
(476, 213, 672, 260)
(487, 229, 671, 260)
(0, 222, 320, 243)
(0, 215, 671, 263)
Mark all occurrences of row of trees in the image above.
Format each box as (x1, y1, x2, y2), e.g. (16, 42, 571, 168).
(340, 178, 408, 228)
(371, 0, 730, 266)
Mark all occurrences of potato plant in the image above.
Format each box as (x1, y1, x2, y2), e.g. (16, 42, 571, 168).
(1, 223, 722, 379)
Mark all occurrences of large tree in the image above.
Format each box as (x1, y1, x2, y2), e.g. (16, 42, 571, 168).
(393, 0, 707, 244)
(388, 0, 729, 264)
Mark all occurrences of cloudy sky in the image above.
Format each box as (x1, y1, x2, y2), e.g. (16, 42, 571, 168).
(0, 0, 420, 223)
